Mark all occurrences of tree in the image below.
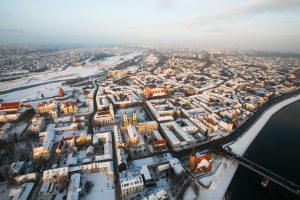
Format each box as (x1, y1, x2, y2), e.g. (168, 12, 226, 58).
(84, 181, 94, 193)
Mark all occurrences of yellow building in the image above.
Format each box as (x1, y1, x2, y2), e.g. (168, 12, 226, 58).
(36, 103, 56, 115)
(136, 121, 158, 134)
(121, 113, 158, 134)
(75, 136, 92, 146)
(60, 102, 78, 115)
(93, 104, 114, 126)
(33, 147, 50, 160)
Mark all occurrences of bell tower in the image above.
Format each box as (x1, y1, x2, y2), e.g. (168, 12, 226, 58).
(132, 112, 137, 126)
(58, 86, 64, 97)
(189, 148, 196, 173)
(123, 113, 128, 127)
(109, 104, 114, 120)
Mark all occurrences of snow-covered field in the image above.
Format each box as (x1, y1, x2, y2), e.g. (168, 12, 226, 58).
(0, 67, 100, 92)
(228, 94, 300, 156)
(183, 186, 197, 200)
(0, 82, 72, 103)
(90, 52, 141, 66)
(83, 172, 115, 200)
(0, 52, 142, 92)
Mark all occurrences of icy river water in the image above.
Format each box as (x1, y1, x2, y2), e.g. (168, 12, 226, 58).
(227, 100, 300, 200)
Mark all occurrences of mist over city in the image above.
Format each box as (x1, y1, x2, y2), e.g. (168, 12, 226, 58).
(1, 0, 300, 52)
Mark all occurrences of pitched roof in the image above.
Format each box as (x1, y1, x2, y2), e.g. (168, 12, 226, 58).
(0, 102, 20, 111)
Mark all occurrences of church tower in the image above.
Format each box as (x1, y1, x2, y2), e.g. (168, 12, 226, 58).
(132, 113, 137, 126)
(189, 148, 197, 173)
(58, 87, 64, 97)
(109, 104, 114, 120)
(123, 113, 128, 127)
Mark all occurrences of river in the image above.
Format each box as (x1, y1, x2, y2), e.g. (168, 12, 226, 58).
(227, 100, 300, 200)
(296, 71, 300, 79)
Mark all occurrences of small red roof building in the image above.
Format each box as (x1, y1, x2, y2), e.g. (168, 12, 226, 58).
(0, 102, 20, 112)
(58, 87, 64, 97)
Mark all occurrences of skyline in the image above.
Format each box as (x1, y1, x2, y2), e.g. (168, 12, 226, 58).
(1, 0, 300, 52)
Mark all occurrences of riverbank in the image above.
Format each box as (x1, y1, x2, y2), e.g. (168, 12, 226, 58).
(228, 99, 300, 200)
(198, 93, 300, 200)
(199, 158, 239, 200)
(228, 93, 300, 156)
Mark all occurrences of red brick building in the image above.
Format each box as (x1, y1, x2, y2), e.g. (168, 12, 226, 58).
(189, 149, 213, 174)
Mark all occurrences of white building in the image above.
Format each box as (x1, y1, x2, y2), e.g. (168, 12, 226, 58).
(190, 117, 208, 134)
(10, 161, 25, 175)
(120, 175, 144, 197)
(160, 121, 194, 150)
(67, 173, 81, 200)
(97, 96, 109, 108)
(126, 124, 145, 148)
(140, 165, 155, 186)
(9, 182, 35, 200)
(146, 99, 175, 122)
(218, 120, 233, 132)
(93, 104, 114, 126)
(42, 167, 69, 183)
(81, 162, 114, 179)
(66, 153, 78, 166)
(113, 126, 127, 171)
(14, 173, 37, 185)
(33, 124, 55, 160)
(169, 158, 184, 175)
(28, 116, 45, 134)
(142, 188, 169, 200)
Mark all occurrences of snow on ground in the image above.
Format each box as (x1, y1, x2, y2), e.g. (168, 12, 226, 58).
(83, 172, 115, 200)
(0, 82, 71, 103)
(55, 130, 86, 142)
(0, 67, 102, 92)
(0, 182, 10, 200)
(228, 94, 300, 156)
(183, 186, 197, 200)
(129, 157, 156, 169)
(198, 159, 222, 187)
(156, 179, 169, 189)
(129, 153, 172, 169)
(10, 122, 28, 137)
(0, 52, 142, 91)
(199, 175, 214, 187)
(100, 52, 141, 65)
(115, 106, 150, 123)
(125, 66, 139, 72)
(199, 158, 239, 200)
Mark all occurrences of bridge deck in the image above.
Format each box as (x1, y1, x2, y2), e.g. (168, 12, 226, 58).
(221, 149, 300, 196)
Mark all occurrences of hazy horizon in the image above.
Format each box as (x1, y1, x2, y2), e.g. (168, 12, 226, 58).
(1, 0, 300, 52)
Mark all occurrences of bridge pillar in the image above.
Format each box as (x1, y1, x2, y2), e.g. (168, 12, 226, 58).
(261, 176, 270, 188)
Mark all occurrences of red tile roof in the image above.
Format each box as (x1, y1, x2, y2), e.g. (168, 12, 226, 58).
(0, 102, 20, 111)
(37, 104, 47, 108)
(22, 104, 32, 109)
